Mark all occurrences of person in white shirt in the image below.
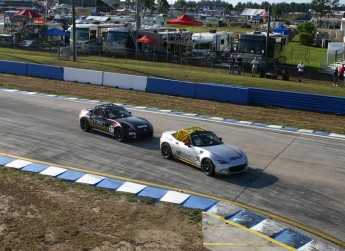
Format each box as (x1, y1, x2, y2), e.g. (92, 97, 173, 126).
(297, 61, 305, 82)
(251, 57, 259, 77)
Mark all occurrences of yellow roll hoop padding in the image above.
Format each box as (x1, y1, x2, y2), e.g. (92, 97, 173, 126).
(173, 127, 207, 142)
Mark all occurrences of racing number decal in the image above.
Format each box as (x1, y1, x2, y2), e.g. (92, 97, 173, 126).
(109, 125, 115, 134)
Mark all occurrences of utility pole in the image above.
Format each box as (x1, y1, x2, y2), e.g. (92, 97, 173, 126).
(135, 0, 140, 59)
(72, 0, 77, 61)
(265, 4, 271, 64)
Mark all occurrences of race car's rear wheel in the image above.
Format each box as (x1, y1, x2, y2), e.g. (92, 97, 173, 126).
(80, 118, 91, 132)
(161, 143, 172, 159)
(201, 158, 215, 176)
(114, 127, 125, 142)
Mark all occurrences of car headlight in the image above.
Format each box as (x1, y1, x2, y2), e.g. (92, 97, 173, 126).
(217, 160, 229, 165)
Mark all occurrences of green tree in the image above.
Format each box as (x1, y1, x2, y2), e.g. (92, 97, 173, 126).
(311, 0, 339, 18)
(157, 0, 170, 13)
(111, 2, 120, 10)
(140, 0, 155, 17)
(224, 4, 234, 14)
(125, 0, 131, 9)
(297, 21, 316, 35)
(177, 0, 188, 12)
(271, 4, 283, 20)
(187, 1, 195, 12)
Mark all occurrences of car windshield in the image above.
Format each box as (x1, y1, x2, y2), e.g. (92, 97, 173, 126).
(190, 132, 222, 147)
(105, 108, 131, 119)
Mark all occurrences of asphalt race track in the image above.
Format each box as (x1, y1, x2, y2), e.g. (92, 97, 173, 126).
(1, 90, 345, 246)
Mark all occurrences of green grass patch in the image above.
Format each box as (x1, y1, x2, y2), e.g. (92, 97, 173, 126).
(281, 39, 327, 68)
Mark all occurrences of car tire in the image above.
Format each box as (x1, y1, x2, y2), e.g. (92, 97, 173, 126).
(114, 127, 125, 142)
(80, 118, 91, 132)
(201, 158, 215, 176)
(161, 142, 172, 159)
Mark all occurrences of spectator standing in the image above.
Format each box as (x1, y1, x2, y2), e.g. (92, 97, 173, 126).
(237, 55, 243, 75)
(229, 55, 235, 74)
(297, 61, 305, 82)
(251, 57, 259, 77)
(258, 58, 266, 78)
(333, 67, 339, 86)
(338, 64, 345, 86)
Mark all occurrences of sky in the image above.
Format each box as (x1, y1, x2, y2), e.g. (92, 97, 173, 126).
(228, 0, 345, 4)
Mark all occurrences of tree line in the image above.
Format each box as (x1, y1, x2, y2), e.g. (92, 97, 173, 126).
(113, 0, 343, 18)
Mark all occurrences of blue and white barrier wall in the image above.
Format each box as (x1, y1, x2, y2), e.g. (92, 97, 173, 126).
(27, 63, 64, 80)
(1, 60, 345, 115)
(64, 67, 103, 86)
(195, 83, 249, 104)
(103, 72, 147, 91)
(0, 60, 27, 75)
(250, 88, 345, 115)
(146, 78, 196, 98)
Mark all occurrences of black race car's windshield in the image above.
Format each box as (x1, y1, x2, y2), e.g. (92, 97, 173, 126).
(190, 132, 222, 147)
(105, 108, 131, 119)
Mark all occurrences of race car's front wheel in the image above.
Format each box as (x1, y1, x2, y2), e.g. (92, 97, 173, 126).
(114, 127, 125, 142)
(80, 118, 91, 132)
(201, 158, 215, 176)
(161, 143, 172, 159)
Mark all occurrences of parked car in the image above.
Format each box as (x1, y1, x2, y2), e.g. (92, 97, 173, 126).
(240, 23, 252, 28)
(160, 127, 248, 176)
(19, 40, 49, 49)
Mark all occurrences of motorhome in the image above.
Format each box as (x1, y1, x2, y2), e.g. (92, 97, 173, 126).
(191, 31, 233, 57)
(69, 23, 120, 53)
(103, 25, 178, 55)
(102, 26, 135, 54)
(237, 31, 284, 59)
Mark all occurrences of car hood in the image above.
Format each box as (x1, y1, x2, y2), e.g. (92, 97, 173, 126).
(114, 116, 150, 127)
(199, 143, 244, 159)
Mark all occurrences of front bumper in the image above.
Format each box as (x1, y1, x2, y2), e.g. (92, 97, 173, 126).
(125, 128, 153, 139)
(215, 161, 248, 175)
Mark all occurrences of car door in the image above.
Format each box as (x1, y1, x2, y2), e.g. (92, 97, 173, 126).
(91, 108, 107, 132)
(176, 136, 199, 165)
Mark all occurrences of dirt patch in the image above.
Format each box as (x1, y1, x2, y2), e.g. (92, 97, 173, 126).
(0, 168, 207, 251)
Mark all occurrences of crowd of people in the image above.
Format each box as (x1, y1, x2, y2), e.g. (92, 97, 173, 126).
(228, 56, 344, 86)
(228, 55, 266, 77)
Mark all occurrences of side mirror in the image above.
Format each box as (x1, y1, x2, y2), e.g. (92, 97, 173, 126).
(129, 112, 132, 115)
(218, 137, 222, 142)
(184, 141, 191, 147)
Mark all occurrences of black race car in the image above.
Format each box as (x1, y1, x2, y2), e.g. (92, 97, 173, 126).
(79, 102, 153, 141)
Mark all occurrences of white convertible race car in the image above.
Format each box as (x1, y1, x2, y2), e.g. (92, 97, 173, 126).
(160, 127, 248, 176)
